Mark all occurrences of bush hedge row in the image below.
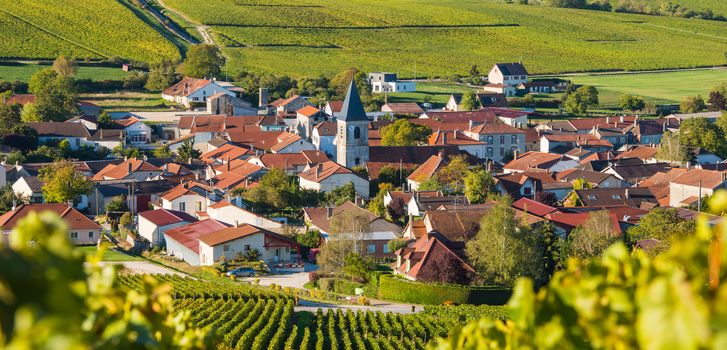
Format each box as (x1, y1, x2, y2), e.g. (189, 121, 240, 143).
(317, 277, 364, 295)
(378, 274, 511, 305)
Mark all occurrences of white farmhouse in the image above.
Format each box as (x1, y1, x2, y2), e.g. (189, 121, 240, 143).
(138, 209, 198, 246)
(197, 224, 299, 266)
(298, 161, 369, 198)
(368, 72, 416, 93)
(161, 77, 236, 108)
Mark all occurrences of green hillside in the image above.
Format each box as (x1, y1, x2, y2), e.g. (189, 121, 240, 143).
(162, 0, 727, 78)
(616, 0, 727, 18)
(0, 0, 180, 63)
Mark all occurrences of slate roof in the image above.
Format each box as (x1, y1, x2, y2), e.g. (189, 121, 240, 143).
(494, 63, 529, 76)
(339, 80, 368, 122)
(607, 163, 671, 182)
(574, 188, 657, 207)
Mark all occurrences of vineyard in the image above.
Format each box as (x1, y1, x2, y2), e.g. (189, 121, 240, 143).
(160, 0, 727, 77)
(119, 274, 465, 349)
(0, 0, 180, 63)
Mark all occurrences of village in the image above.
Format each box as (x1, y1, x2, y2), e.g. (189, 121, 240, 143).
(1, 57, 727, 308)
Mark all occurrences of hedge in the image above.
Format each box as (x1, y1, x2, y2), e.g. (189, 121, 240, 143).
(378, 274, 511, 305)
(318, 277, 364, 295)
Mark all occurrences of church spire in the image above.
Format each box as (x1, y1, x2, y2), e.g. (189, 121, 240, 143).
(339, 79, 368, 122)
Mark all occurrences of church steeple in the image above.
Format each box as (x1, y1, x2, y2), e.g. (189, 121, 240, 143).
(339, 79, 368, 122)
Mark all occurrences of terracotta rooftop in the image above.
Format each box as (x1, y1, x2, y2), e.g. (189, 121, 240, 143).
(504, 152, 564, 171)
(615, 146, 658, 160)
(198, 224, 296, 247)
(139, 209, 197, 227)
(92, 158, 161, 180)
(162, 77, 212, 97)
(0, 204, 101, 230)
(407, 154, 448, 182)
(296, 105, 321, 117)
(164, 219, 230, 253)
(381, 103, 424, 114)
(671, 169, 727, 189)
(511, 198, 557, 217)
(299, 161, 354, 183)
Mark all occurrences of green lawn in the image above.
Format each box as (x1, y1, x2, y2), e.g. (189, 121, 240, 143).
(77, 245, 143, 261)
(388, 82, 475, 107)
(79, 92, 173, 112)
(0, 63, 130, 82)
(554, 68, 727, 107)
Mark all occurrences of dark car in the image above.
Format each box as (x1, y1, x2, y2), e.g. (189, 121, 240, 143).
(226, 267, 256, 277)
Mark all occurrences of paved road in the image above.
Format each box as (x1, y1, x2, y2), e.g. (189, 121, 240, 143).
(296, 299, 421, 315)
(94, 261, 184, 275)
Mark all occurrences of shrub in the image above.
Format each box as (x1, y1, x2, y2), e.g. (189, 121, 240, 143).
(378, 274, 511, 305)
(317, 277, 364, 295)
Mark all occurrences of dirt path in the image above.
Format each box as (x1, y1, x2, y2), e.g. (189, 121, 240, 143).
(94, 260, 185, 275)
(156, 0, 214, 45)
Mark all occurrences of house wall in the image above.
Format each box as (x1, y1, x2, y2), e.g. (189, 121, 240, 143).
(669, 183, 722, 207)
(162, 194, 207, 216)
(12, 178, 39, 202)
(207, 205, 282, 230)
(138, 217, 190, 246)
(125, 122, 153, 144)
(466, 132, 525, 163)
(302, 173, 369, 198)
(164, 234, 201, 266)
(198, 233, 292, 266)
(68, 228, 102, 245)
(312, 132, 336, 160)
(488, 66, 527, 86)
(498, 115, 528, 129)
(274, 139, 316, 153)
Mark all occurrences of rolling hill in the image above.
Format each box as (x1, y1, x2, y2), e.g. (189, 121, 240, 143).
(0, 0, 180, 63)
(160, 0, 727, 78)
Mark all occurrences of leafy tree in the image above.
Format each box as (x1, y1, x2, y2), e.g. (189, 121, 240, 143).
(463, 167, 494, 204)
(679, 117, 725, 155)
(386, 196, 406, 222)
(567, 210, 618, 259)
(26, 145, 63, 162)
(97, 110, 113, 129)
(618, 94, 645, 113)
(145, 60, 177, 91)
(106, 196, 129, 213)
(378, 165, 412, 188)
(0, 104, 21, 135)
(465, 197, 546, 287)
(437, 155, 470, 194)
(461, 91, 477, 111)
(538, 220, 560, 277)
(297, 229, 321, 248)
(19, 102, 39, 122)
(176, 138, 201, 163)
(379, 119, 432, 146)
(317, 210, 372, 274)
(351, 165, 368, 179)
(51, 56, 76, 78)
(178, 44, 225, 79)
(113, 144, 141, 159)
(39, 160, 92, 203)
(680, 95, 706, 113)
(122, 71, 147, 90)
(326, 182, 356, 206)
(0, 185, 29, 213)
(367, 183, 393, 218)
(244, 168, 294, 209)
(417, 176, 444, 192)
(153, 144, 174, 159)
(119, 211, 133, 231)
(625, 208, 694, 254)
(0, 211, 214, 349)
(655, 130, 689, 162)
(28, 68, 77, 121)
(708, 90, 725, 111)
(563, 85, 598, 115)
(535, 191, 558, 207)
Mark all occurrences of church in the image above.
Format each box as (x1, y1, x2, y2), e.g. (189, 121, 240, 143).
(335, 80, 370, 168)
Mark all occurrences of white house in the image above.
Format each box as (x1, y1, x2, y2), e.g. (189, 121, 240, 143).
(269, 132, 316, 154)
(298, 161, 369, 198)
(312, 121, 337, 160)
(463, 121, 526, 163)
(158, 182, 215, 216)
(138, 209, 198, 246)
(112, 116, 153, 145)
(12, 176, 43, 203)
(488, 63, 528, 86)
(197, 224, 298, 266)
(368, 72, 416, 93)
(669, 169, 727, 207)
(206, 201, 283, 231)
(0, 204, 102, 245)
(27, 122, 93, 150)
(164, 219, 230, 266)
(161, 77, 236, 108)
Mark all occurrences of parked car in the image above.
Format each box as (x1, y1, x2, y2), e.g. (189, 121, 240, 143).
(226, 267, 256, 277)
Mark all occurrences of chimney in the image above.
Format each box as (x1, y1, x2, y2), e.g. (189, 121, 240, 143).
(442, 132, 447, 144)
(163, 163, 168, 173)
(513, 149, 519, 160)
(259, 88, 269, 108)
(468, 120, 473, 132)
(624, 189, 630, 199)
(437, 150, 445, 158)
(127, 162, 133, 174)
(226, 156, 230, 172)
(67, 200, 74, 208)
(606, 116, 610, 124)
(315, 165, 320, 179)
(327, 207, 333, 219)
(620, 116, 624, 123)
(454, 130, 458, 139)
(722, 172, 727, 183)
(235, 220, 240, 227)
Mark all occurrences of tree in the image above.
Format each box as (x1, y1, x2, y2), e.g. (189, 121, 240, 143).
(378, 165, 411, 188)
(567, 210, 618, 259)
(655, 130, 689, 162)
(145, 60, 177, 91)
(618, 94, 645, 113)
(28, 68, 77, 121)
(563, 85, 598, 115)
(0, 104, 21, 136)
(20, 102, 40, 122)
(625, 207, 694, 254)
(0, 185, 28, 213)
(465, 197, 546, 287)
(0, 211, 214, 349)
(367, 183, 393, 218)
(51, 56, 76, 78)
(97, 110, 113, 128)
(535, 191, 558, 207)
(317, 210, 372, 274)
(379, 119, 432, 146)
(708, 90, 726, 111)
(153, 144, 174, 159)
(244, 168, 294, 209)
(417, 176, 443, 192)
(463, 167, 494, 204)
(176, 138, 201, 163)
(437, 155, 470, 194)
(326, 182, 356, 206)
(461, 91, 477, 111)
(178, 44, 225, 79)
(678, 117, 725, 155)
(39, 160, 92, 203)
(106, 196, 129, 213)
(680, 95, 706, 113)
(386, 196, 406, 222)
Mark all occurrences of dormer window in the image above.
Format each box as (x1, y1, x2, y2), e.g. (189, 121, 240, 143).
(587, 195, 597, 200)
(612, 195, 622, 200)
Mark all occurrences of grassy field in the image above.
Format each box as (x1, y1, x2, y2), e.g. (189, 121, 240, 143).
(77, 245, 143, 262)
(160, 0, 727, 78)
(80, 92, 174, 112)
(0, 63, 130, 82)
(554, 68, 727, 107)
(388, 82, 475, 106)
(0, 0, 180, 63)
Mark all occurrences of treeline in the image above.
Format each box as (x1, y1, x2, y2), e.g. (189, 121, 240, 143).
(545, 0, 727, 22)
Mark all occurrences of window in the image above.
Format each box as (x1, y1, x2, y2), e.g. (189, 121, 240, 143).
(523, 187, 532, 195)
(486, 147, 493, 157)
(88, 232, 94, 238)
(383, 245, 390, 253)
(587, 195, 597, 200)
(367, 244, 376, 254)
(196, 202, 202, 211)
(355, 158, 360, 165)
(612, 195, 622, 200)
(486, 135, 493, 144)
(353, 127, 361, 139)
(511, 135, 517, 144)
(500, 135, 505, 144)
(275, 248, 281, 257)
(70, 232, 78, 239)
(223, 244, 230, 252)
(179, 202, 185, 212)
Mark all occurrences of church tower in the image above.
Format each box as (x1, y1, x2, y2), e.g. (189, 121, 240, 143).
(336, 80, 369, 168)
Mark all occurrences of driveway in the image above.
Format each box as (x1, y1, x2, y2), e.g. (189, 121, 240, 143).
(237, 262, 317, 289)
(296, 299, 422, 315)
(93, 261, 184, 275)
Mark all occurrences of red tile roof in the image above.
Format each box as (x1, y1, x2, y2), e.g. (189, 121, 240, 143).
(428, 130, 483, 146)
(139, 209, 197, 227)
(511, 198, 557, 217)
(92, 158, 161, 180)
(0, 204, 101, 230)
(504, 152, 564, 171)
(296, 105, 321, 117)
(200, 144, 252, 164)
(162, 77, 212, 97)
(469, 121, 525, 135)
(407, 154, 447, 182)
(381, 103, 424, 114)
(4, 94, 36, 106)
(164, 219, 230, 253)
(299, 161, 353, 183)
(671, 169, 727, 189)
(198, 224, 295, 247)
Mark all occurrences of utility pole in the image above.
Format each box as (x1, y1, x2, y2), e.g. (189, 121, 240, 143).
(698, 179, 702, 212)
